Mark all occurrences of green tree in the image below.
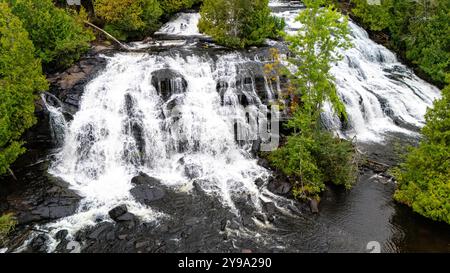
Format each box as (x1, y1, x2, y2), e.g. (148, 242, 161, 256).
(393, 76, 450, 225)
(198, 0, 284, 48)
(347, 0, 449, 86)
(286, 0, 351, 120)
(267, 0, 357, 199)
(6, 0, 95, 71)
(0, 2, 48, 176)
(350, 0, 393, 31)
(94, 0, 162, 41)
(159, 0, 201, 15)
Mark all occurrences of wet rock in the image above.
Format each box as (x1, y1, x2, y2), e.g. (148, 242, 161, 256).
(251, 139, 261, 156)
(117, 234, 128, 240)
(55, 229, 68, 241)
(131, 173, 161, 186)
(135, 241, 149, 249)
(130, 173, 166, 205)
(254, 178, 265, 187)
(257, 158, 270, 169)
(116, 212, 135, 222)
(151, 69, 188, 101)
(87, 222, 114, 240)
(267, 178, 292, 195)
(30, 234, 48, 253)
(309, 199, 320, 214)
(254, 213, 266, 223)
(108, 205, 128, 221)
(130, 185, 165, 205)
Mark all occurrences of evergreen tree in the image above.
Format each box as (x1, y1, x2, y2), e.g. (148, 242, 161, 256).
(7, 0, 95, 71)
(198, 0, 284, 48)
(393, 76, 450, 224)
(0, 2, 48, 175)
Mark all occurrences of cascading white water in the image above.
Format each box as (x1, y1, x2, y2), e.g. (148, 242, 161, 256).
(155, 13, 203, 36)
(41, 92, 68, 146)
(271, 5, 441, 142)
(46, 52, 271, 238)
(32, 2, 442, 252)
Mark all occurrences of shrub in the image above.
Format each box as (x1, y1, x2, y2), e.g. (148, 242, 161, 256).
(7, 0, 94, 71)
(392, 78, 450, 224)
(268, 112, 358, 199)
(94, 0, 163, 41)
(0, 213, 17, 243)
(159, 0, 201, 14)
(348, 0, 449, 86)
(198, 0, 284, 48)
(0, 2, 48, 175)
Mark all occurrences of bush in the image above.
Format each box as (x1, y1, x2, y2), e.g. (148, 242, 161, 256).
(7, 0, 94, 71)
(198, 0, 284, 48)
(0, 213, 17, 243)
(94, 0, 163, 41)
(268, 113, 359, 199)
(159, 0, 201, 14)
(0, 2, 48, 176)
(348, 0, 449, 86)
(392, 78, 450, 224)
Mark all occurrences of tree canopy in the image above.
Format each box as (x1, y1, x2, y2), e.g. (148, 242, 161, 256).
(0, 2, 48, 175)
(198, 0, 284, 48)
(393, 76, 450, 224)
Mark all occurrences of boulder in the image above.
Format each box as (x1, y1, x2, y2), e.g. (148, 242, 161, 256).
(116, 212, 135, 222)
(130, 185, 165, 205)
(254, 178, 265, 187)
(55, 229, 68, 241)
(267, 178, 292, 195)
(30, 234, 48, 253)
(108, 205, 128, 221)
(131, 172, 161, 186)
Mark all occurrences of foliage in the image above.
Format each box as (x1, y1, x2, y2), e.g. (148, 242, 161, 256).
(267, 0, 358, 199)
(285, 0, 351, 120)
(269, 112, 358, 199)
(0, 213, 17, 243)
(198, 0, 285, 48)
(94, 0, 163, 41)
(392, 76, 450, 224)
(159, 0, 202, 14)
(348, 0, 449, 85)
(0, 2, 48, 176)
(7, 0, 94, 71)
(350, 0, 393, 31)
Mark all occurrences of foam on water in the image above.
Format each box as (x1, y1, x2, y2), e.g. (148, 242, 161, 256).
(271, 6, 441, 142)
(155, 13, 203, 36)
(43, 52, 270, 243)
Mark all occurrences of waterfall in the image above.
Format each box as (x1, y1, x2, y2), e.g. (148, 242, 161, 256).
(46, 52, 274, 235)
(155, 13, 203, 36)
(271, 4, 441, 142)
(31, 2, 441, 251)
(41, 92, 68, 146)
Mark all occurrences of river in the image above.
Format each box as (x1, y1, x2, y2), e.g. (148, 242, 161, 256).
(0, 0, 449, 253)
